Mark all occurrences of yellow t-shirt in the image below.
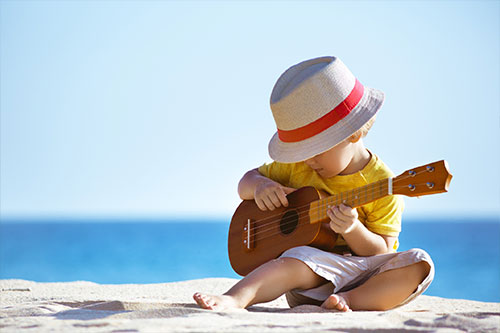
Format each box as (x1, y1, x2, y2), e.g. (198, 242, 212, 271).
(258, 152, 404, 251)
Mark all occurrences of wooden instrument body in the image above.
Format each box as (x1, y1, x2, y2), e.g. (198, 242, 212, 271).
(228, 160, 452, 277)
(228, 187, 337, 276)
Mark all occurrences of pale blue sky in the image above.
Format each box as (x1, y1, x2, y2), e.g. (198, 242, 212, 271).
(1, 1, 499, 219)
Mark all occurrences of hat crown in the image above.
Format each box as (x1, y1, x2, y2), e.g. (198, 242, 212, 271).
(267, 56, 384, 163)
(270, 56, 356, 131)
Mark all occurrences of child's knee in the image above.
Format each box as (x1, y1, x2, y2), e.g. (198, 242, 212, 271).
(415, 261, 431, 282)
(402, 248, 433, 282)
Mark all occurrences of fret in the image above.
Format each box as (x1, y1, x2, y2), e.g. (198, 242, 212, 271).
(317, 199, 320, 222)
(365, 185, 368, 202)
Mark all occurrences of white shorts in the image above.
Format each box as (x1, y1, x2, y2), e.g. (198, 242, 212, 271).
(280, 246, 435, 308)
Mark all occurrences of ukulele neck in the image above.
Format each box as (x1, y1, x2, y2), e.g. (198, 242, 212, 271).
(309, 178, 392, 224)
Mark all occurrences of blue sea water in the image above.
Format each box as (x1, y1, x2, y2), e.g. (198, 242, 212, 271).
(0, 218, 499, 302)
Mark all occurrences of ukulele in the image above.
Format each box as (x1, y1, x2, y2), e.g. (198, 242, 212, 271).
(228, 160, 452, 276)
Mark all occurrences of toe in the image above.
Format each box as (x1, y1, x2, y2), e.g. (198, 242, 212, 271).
(339, 302, 349, 312)
(204, 296, 216, 309)
(321, 295, 338, 309)
(193, 293, 211, 309)
(321, 294, 351, 312)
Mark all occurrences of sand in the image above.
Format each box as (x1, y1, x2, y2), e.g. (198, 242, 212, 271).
(0, 278, 499, 332)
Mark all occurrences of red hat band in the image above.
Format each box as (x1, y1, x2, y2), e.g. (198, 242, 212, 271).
(277, 79, 364, 143)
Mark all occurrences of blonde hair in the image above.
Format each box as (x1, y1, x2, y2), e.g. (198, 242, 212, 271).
(349, 115, 376, 143)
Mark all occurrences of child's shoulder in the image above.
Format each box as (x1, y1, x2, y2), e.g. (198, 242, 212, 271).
(362, 152, 395, 181)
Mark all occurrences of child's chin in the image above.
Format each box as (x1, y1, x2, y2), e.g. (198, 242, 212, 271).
(318, 170, 335, 178)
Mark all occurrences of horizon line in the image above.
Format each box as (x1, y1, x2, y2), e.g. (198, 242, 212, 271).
(1, 213, 499, 224)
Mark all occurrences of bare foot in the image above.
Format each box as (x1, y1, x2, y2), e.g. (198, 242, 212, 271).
(193, 292, 241, 310)
(321, 293, 351, 312)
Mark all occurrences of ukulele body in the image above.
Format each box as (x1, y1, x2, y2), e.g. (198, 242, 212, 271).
(228, 187, 338, 276)
(228, 160, 453, 276)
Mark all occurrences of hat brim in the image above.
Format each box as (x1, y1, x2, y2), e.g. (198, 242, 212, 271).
(268, 87, 384, 163)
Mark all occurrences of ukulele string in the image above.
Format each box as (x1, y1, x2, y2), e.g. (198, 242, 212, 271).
(230, 166, 441, 266)
(245, 183, 431, 246)
(246, 180, 433, 242)
(245, 167, 431, 233)
(312, 179, 432, 219)
(244, 179, 385, 232)
(245, 168, 432, 237)
(248, 185, 381, 238)
(247, 178, 430, 239)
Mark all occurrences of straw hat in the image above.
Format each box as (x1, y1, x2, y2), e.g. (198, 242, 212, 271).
(268, 56, 384, 163)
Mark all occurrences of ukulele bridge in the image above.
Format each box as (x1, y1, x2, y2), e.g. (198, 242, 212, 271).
(243, 219, 255, 251)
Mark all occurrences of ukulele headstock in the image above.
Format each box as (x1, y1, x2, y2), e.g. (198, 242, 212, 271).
(392, 160, 452, 197)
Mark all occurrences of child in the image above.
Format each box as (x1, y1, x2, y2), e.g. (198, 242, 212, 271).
(194, 56, 434, 311)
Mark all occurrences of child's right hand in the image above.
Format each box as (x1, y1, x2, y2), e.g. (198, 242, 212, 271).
(254, 180, 296, 211)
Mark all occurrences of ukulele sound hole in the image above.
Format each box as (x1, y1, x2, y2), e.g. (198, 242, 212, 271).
(280, 210, 299, 235)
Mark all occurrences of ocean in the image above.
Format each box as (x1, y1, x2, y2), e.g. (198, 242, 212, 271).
(1, 218, 499, 303)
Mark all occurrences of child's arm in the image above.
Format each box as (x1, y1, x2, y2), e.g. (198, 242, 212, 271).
(238, 168, 296, 211)
(327, 204, 396, 255)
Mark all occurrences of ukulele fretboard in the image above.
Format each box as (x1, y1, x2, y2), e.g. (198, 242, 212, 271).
(308, 178, 392, 224)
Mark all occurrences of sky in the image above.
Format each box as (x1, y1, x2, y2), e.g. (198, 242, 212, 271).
(1, 0, 499, 220)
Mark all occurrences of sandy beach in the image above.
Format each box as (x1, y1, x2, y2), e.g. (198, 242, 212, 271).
(0, 278, 499, 332)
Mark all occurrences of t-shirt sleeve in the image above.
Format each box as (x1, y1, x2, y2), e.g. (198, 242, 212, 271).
(257, 162, 292, 187)
(364, 194, 404, 238)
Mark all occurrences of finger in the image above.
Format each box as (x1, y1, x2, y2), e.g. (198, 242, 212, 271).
(269, 192, 284, 209)
(329, 220, 337, 233)
(327, 206, 343, 222)
(327, 207, 335, 219)
(255, 198, 268, 211)
(335, 205, 358, 223)
(331, 206, 350, 222)
(329, 219, 343, 233)
(327, 208, 343, 232)
(339, 204, 357, 217)
(262, 196, 277, 211)
(277, 188, 290, 207)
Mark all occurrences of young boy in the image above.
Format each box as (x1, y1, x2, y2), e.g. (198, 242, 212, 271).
(194, 56, 434, 311)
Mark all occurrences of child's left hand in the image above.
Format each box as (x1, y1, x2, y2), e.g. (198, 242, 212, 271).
(327, 204, 360, 235)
